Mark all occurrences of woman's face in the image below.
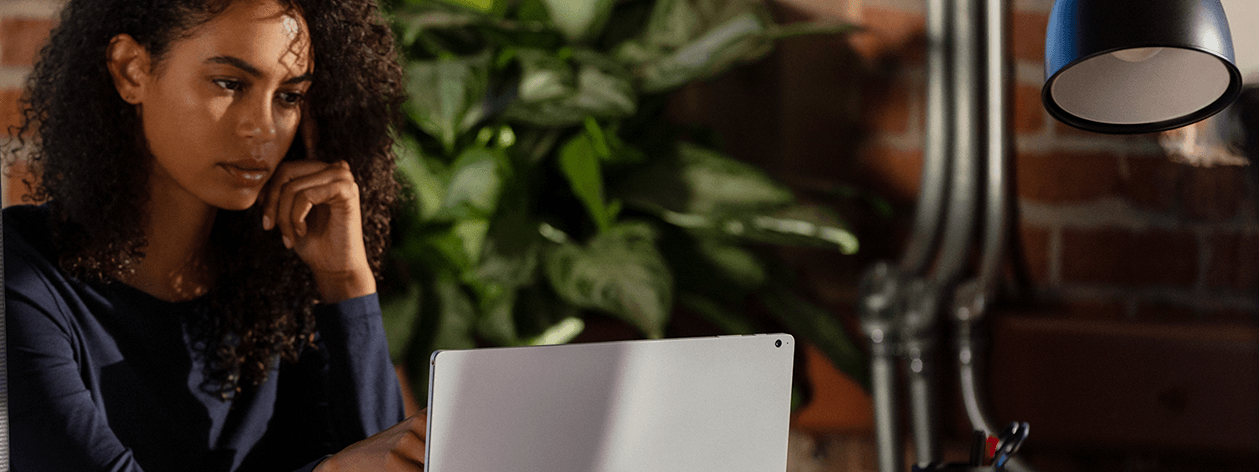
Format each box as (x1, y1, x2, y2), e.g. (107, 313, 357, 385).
(136, 0, 312, 211)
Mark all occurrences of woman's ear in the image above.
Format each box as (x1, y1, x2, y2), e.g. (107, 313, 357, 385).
(106, 34, 151, 105)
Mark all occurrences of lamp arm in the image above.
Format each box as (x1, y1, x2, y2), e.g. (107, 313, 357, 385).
(953, 1, 1040, 471)
(900, 0, 955, 277)
(933, 0, 982, 285)
(955, 283, 1037, 472)
(978, 0, 1011, 293)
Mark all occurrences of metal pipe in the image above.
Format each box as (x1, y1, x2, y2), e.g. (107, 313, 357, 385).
(954, 283, 995, 434)
(871, 350, 902, 472)
(979, 0, 1010, 291)
(900, 0, 954, 276)
(956, 283, 1036, 472)
(859, 263, 903, 472)
(960, 3, 1040, 470)
(936, 0, 981, 283)
(902, 280, 941, 466)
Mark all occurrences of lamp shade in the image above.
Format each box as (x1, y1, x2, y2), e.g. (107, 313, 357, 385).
(1043, 0, 1242, 134)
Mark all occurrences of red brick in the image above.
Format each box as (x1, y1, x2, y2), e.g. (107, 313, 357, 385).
(1060, 228, 1198, 287)
(1180, 165, 1248, 222)
(1011, 11, 1049, 62)
(791, 345, 873, 434)
(1, 18, 54, 67)
(1014, 83, 1045, 134)
(1, 88, 24, 135)
(848, 7, 926, 63)
(1016, 151, 1123, 202)
(861, 73, 913, 135)
(1017, 223, 1052, 284)
(4, 159, 36, 207)
(1123, 156, 1250, 221)
(1205, 233, 1259, 292)
(1122, 155, 1183, 213)
(857, 145, 923, 205)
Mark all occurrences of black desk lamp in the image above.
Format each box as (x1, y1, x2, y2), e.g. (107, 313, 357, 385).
(1043, 0, 1242, 134)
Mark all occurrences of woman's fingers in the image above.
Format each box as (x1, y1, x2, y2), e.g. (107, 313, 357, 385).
(264, 160, 356, 248)
(277, 163, 357, 245)
(317, 413, 428, 472)
(301, 103, 319, 161)
(261, 159, 374, 301)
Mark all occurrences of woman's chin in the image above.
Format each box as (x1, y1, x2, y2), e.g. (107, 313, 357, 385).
(211, 191, 263, 212)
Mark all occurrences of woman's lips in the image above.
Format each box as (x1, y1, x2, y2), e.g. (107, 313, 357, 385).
(219, 163, 270, 186)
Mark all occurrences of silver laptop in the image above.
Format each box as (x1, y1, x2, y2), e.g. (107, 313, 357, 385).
(425, 334, 795, 472)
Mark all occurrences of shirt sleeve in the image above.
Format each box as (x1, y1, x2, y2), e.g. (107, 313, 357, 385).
(244, 293, 407, 471)
(311, 293, 408, 444)
(7, 290, 145, 472)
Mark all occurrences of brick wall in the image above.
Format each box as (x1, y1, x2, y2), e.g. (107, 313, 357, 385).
(0, 0, 59, 207)
(772, 0, 1259, 324)
(673, 0, 1259, 471)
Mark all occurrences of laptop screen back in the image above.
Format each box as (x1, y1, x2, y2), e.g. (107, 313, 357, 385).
(425, 334, 795, 472)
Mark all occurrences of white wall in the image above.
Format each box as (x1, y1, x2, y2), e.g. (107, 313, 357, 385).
(1222, 0, 1259, 83)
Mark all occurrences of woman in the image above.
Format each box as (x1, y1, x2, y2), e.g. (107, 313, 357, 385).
(5, 0, 427, 470)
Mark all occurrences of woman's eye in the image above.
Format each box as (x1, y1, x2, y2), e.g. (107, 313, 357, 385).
(213, 79, 243, 91)
(277, 92, 304, 107)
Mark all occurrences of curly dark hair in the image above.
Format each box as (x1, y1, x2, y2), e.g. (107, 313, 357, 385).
(8, 0, 405, 398)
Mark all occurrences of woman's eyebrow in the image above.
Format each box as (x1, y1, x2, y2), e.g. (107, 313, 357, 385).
(205, 55, 312, 84)
(284, 73, 313, 85)
(207, 55, 262, 77)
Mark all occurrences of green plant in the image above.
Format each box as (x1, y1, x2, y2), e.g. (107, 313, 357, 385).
(379, 0, 869, 398)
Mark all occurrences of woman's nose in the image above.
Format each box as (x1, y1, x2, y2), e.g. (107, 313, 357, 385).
(237, 100, 278, 141)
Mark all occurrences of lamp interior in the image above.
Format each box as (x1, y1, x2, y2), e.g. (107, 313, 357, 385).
(1049, 47, 1233, 125)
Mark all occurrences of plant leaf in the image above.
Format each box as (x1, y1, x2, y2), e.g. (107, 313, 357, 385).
(438, 147, 512, 263)
(380, 282, 422, 362)
(558, 130, 612, 232)
(539, 0, 617, 43)
(543, 222, 672, 338)
(475, 282, 518, 344)
(403, 274, 479, 401)
(393, 8, 483, 47)
(403, 53, 492, 153)
(503, 50, 636, 127)
(441, 147, 509, 217)
(692, 239, 766, 289)
(649, 205, 859, 254)
(745, 204, 858, 254)
(437, 0, 497, 14)
(522, 317, 586, 345)
(639, 12, 770, 93)
(614, 142, 794, 215)
(393, 134, 447, 221)
(472, 166, 544, 344)
(677, 292, 756, 335)
(515, 48, 575, 102)
(614, 0, 777, 93)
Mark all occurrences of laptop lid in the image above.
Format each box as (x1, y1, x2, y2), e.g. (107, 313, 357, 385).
(425, 334, 795, 472)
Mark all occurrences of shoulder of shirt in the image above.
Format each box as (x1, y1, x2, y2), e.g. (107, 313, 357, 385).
(4, 204, 76, 309)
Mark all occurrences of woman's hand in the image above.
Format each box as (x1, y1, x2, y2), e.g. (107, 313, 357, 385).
(315, 412, 428, 472)
(261, 110, 375, 303)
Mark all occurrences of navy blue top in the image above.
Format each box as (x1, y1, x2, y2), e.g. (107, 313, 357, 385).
(5, 205, 406, 471)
